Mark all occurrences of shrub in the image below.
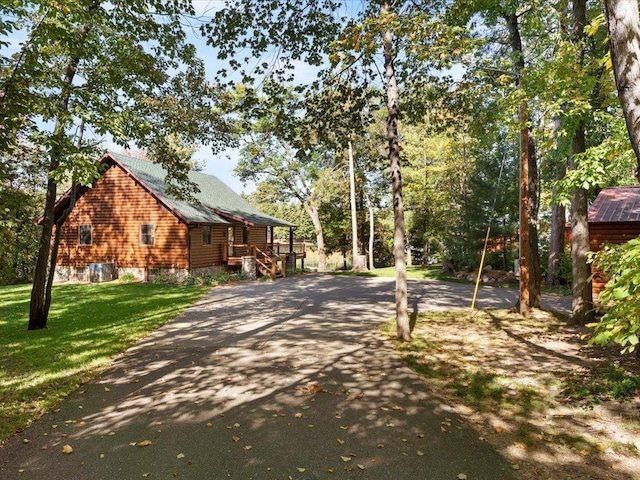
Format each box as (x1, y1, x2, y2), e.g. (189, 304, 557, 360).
(588, 239, 640, 355)
(118, 272, 137, 283)
(152, 272, 178, 285)
(182, 275, 202, 286)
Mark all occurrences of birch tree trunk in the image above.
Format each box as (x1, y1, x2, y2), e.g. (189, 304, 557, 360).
(348, 139, 366, 271)
(382, 0, 410, 340)
(604, 0, 640, 180)
(304, 204, 327, 273)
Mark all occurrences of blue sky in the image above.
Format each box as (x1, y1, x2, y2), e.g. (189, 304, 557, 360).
(3, 2, 342, 194)
(186, 1, 324, 194)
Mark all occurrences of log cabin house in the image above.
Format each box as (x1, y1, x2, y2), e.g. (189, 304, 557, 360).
(50, 152, 304, 282)
(588, 185, 640, 300)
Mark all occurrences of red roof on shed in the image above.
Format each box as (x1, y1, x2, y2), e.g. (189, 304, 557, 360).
(589, 186, 640, 223)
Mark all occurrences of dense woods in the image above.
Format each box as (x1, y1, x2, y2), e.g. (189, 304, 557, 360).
(2, 0, 640, 349)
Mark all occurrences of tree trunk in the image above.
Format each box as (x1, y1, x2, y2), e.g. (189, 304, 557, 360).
(348, 138, 364, 271)
(526, 128, 542, 308)
(368, 201, 375, 269)
(28, 9, 95, 330)
(547, 119, 566, 287)
(507, 12, 541, 315)
(382, 0, 411, 341)
(304, 203, 327, 272)
(604, 0, 640, 180)
(29, 157, 59, 330)
(570, 125, 595, 323)
(547, 186, 566, 286)
(570, 0, 595, 324)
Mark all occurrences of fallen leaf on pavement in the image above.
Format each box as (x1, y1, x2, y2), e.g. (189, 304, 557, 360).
(136, 440, 152, 447)
(341, 456, 351, 462)
(357, 464, 365, 470)
(61, 445, 73, 454)
(337, 438, 345, 445)
(177, 453, 185, 459)
(297, 467, 306, 473)
(457, 474, 468, 480)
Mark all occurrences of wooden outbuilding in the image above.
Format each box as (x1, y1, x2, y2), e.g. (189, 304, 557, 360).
(588, 185, 640, 300)
(50, 152, 304, 282)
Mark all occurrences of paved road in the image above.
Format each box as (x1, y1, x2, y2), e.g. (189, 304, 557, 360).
(0, 276, 569, 479)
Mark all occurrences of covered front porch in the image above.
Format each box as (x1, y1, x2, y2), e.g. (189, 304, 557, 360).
(222, 242, 307, 279)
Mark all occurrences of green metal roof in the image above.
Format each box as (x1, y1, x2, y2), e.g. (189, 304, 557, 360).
(107, 153, 294, 227)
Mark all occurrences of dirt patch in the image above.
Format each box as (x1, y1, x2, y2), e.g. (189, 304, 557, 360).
(382, 308, 640, 480)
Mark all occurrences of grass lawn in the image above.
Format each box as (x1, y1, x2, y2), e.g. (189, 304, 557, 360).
(334, 265, 571, 295)
(0, 282, 209, 443)
(332, 265, 457, 280)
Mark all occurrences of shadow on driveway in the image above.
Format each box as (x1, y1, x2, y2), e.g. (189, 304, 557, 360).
(0, 275, 542, 479)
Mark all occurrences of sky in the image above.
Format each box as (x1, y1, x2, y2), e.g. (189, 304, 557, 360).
(185, 1, 324, 194)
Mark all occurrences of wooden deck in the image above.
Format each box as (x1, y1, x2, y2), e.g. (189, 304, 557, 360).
(222, 242, 307, 279)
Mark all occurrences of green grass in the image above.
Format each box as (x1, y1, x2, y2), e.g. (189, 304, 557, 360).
(0, 282, 209, 442)
(334, 264, 571, 295)
(562, 363, 640, 402)
(332, 265, 463, 281)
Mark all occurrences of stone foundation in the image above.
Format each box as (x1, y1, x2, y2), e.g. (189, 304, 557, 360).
(54, 265, 227, 283)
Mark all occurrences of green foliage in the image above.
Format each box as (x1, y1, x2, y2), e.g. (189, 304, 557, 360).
(589, 238, 640, 355)
(117, 272, 137, 283)
(0, 282, 208, 441)
(0, 147, 45, 285)
(562, 363, 640, 402)
(1, 0, 232, 190)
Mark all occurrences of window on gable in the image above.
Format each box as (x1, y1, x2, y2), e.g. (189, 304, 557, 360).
(140, 224, 155, 246)
(79, 225, 92, 245)
(202, 226, 211, 245)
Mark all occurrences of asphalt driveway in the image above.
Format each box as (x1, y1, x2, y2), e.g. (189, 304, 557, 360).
(0, 275, 569, 479)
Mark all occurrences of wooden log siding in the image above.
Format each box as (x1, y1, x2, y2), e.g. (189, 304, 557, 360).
(56, 165, 189, 269)
(589, 221, 640, 300)
(589, 222, 640, 250)
(248, 226, 268, 247)
(190, 225, 227, 268)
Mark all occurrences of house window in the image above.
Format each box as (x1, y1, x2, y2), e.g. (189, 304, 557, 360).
(140, 224, 155, 246)
(79, 225, 92, 245)
(202, 226, 211, 245)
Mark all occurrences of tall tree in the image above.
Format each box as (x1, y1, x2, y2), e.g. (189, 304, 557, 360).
(236, 127, 336, 273)
(569, 0, 594, 324)
(604, 0, 640, 179)
(381, 0, 410, 340)
(205, 0, 447, 339)
(1, 1, 231, 329)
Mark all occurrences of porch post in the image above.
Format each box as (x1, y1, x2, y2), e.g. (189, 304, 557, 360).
(289, 226, 294, 252)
